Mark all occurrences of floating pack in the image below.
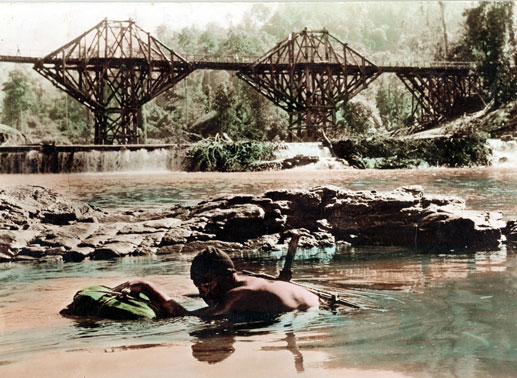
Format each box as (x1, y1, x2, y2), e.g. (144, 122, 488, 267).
(60, 285, 158, 320)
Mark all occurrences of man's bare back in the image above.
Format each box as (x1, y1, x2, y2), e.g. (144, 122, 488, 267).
(115, 247, 319, 318)
(190, 274, 319, 316)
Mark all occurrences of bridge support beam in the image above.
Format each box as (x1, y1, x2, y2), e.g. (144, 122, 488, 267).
(397, 71, 483, 125)
(93, 107, 141, 145)
(288, 107, 336, 139)
(18, 19, 482, 142)
(238, 29, 380, 139)
(34, 19, 193, 144)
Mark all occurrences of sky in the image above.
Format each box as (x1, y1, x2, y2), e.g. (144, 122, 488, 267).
(0, 2, 260, 57)
(0, 1, 484, 59)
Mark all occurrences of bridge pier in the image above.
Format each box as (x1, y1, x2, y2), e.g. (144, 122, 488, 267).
(238, 29, 380, 139)
(287, 107, 337, 140)
(33, 19, 194, 145)
(396, 70, 483, 124)
(94, 107, 141, 145)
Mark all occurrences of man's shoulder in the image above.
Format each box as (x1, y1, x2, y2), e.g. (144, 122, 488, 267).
(226, 284, 257, 298)
(225, 278, 284, 301)
(233, 276, 301, 296)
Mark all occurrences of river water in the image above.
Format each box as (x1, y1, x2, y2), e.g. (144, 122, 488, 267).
(1, 168, 517, 377)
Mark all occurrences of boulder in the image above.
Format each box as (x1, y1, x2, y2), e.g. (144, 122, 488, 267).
(277, 155, 320, 169)
(244, 233, 283, 251)
(18, 245, 46, 258)
(33, 223, 100, 250)
(161, 227, 193, 245)
(63, 247, 94, 262)
(157, 244, 185, 255)
(0, 184, 509, 263)
(0, 230, 38, 253)
(79, 223, 125, 248)
(0, 251, 14, 262)
(139, 231, 166, 250)
(92, 242, 138, 260)
(143, 218, 182, 229)
(107, 233, 147, 246)
(415, 210, 503, 250)
(200, 203, 267, 242)
(0, 185, 97, 227)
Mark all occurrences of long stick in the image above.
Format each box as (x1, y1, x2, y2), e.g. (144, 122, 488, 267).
(278, 233, 300, 282)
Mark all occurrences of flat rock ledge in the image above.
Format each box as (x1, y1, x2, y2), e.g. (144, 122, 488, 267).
(0, 185, 509, 263)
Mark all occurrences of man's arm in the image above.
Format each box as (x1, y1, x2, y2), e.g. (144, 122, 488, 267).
(113, 280, 189, 317)
(188, 289, 250, 317)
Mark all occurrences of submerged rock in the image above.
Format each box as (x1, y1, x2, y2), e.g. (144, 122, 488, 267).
(0, 184, 509, 263)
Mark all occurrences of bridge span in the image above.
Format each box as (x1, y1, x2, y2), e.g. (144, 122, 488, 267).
(0, 19, 482, 144)
(0, 54, 473, 73)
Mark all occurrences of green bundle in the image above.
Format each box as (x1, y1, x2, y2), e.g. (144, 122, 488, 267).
(60, 285, 158, 320)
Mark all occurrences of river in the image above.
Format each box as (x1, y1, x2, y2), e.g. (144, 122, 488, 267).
(1, 168, 517, 377)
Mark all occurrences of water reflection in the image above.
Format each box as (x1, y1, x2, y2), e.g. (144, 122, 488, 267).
(188, 313, 317, 372)
(2, 245, 517, 376)
(262, 332, 305, 373)
(188, 316, 278, 365)
(191, 332, 236, 364)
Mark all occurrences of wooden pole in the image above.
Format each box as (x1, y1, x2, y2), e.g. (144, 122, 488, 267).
(278, 233, 301, 282)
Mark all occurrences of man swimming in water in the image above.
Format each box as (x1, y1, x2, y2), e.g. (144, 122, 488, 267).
(113, 247, 319, 317)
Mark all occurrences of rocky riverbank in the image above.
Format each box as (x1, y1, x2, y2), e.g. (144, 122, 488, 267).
(0, 185, 510, 263)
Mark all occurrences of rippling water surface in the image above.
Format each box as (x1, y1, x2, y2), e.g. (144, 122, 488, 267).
(1, 168, 517, 377)
(4, 167, 517, 216)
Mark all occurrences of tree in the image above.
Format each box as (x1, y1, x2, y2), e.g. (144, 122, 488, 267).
(336, 100, 378, 137)
(213, 83, 241, 136)
(47, 95, 90, 143)
(450, 1, 517, 105)
(439, 1, 449, 57)
(1, 69, 34, 130)
(375, 79, 413, 130)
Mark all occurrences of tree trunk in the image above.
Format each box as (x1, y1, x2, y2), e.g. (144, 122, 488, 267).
(439, 1, 449, 57)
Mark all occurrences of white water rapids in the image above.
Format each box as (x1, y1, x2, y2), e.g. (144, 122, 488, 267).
(488, 139, 517, 167)
(2, 140, 517, 173)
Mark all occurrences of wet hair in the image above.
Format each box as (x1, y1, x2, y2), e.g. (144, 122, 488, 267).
(190, 247, 235, 282)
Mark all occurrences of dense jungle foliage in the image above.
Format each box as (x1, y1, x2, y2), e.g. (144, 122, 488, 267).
(0, 1, 516, 147)
(333, 132, 491, 169)
(187, 135, 277, 172)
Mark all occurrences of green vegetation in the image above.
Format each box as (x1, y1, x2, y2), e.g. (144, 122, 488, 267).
(449, 1, 517, 106)
(375, 78, 414, 132)
(0, 66, 90, 144)
(1, 70, 34, 131)
(187, 135, 277, 172)
(0, 1, 515, 170)
(0, 2, 475, 144)
(333, 131, 491, 169)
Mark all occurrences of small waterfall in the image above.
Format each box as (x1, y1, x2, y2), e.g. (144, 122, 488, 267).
(0, 146, 189, 173)
(274, 142, 333, 159)
(0, 142, 350, 173)
(69, 149, 186, 172)
(273, 142, 348, 169)
(488, 139, 517, 167)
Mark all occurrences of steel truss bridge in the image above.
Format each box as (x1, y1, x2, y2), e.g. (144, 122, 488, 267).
(0, 19, 482, 144)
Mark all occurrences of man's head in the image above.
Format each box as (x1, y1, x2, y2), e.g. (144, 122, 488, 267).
(190, 247, 236, 305)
